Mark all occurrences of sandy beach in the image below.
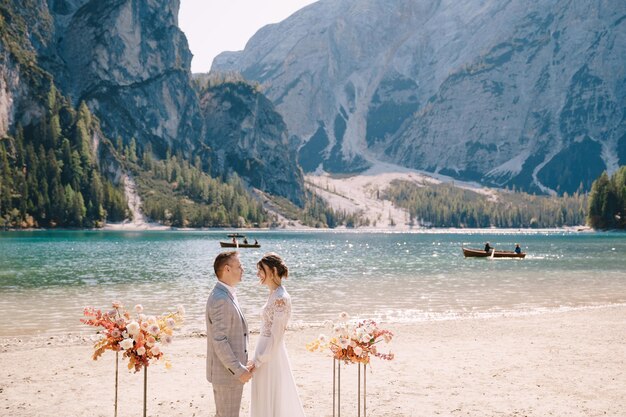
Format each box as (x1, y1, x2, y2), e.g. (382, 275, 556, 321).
(1, 305, 624, 417)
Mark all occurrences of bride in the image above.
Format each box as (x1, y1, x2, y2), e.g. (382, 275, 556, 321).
(249, 253, 306, 417)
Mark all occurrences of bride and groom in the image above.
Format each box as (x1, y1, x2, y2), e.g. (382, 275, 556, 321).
(206, 251, 306, 417)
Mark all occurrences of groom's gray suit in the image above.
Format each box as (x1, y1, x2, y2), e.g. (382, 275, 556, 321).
(206, 281, 249, 417)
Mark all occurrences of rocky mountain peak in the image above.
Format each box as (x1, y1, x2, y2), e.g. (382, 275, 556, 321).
(212, 0, 626, 195)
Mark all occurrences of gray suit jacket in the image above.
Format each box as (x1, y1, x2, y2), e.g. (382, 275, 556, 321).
(206, 282, 249, 386)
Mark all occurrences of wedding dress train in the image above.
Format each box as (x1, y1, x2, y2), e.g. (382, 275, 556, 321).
(250, 286, 306, 417)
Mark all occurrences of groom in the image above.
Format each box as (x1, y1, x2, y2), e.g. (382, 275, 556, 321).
(206, 251, 253, 417)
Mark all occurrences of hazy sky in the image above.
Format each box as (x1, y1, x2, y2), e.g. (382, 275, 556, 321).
(179, 0, 318, 73)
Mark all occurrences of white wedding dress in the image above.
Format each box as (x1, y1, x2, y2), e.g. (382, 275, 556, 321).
(250, 286, 306, 417)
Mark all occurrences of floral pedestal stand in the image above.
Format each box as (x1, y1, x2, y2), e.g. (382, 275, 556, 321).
(114, 351, 119, 417)
(143, 366, 148, 417)
(332, 359, 367, 417)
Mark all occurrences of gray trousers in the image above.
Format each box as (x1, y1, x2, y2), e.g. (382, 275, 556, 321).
(212, 384, 244, 417)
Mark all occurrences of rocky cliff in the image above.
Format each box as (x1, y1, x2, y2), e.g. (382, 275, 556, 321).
(213, 0, 626, 194)
(0, 0, 305, 204)
(199, 81, 305, 206)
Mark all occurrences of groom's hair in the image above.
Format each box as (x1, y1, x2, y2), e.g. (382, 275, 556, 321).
(214, 251, 238, 278)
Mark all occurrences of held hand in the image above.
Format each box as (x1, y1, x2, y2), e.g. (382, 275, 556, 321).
(246, 360, 256, 372)
(238, 369, 253, 384)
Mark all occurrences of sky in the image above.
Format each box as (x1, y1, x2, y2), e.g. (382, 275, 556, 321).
(178, 0, 318, 73)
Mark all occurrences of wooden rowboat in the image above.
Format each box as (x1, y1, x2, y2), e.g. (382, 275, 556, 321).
(462, 247, 526, 258)
(219, 241, 261, 248)
(220, 233, 260, 248)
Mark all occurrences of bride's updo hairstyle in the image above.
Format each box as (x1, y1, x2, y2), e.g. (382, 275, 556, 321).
(257, 253, 289, 282)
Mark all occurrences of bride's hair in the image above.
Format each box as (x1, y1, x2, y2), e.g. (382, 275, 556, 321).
(257, 253, 289, 280)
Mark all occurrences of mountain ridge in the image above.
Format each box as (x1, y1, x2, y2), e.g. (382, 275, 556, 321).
(212, 0, 626, 195)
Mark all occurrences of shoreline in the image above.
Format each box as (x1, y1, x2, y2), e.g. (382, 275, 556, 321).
(3, 301, 625, 348)
(1, 304, 624, 417)
(0, 225, 598, 233)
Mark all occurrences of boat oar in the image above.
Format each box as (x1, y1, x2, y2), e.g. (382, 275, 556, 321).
(490, 246, 496, 259)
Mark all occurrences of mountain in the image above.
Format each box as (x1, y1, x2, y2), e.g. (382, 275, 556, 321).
(199, 80, 305, 206)
(0, 0, 305, 211)
(212, 0, 626, 195)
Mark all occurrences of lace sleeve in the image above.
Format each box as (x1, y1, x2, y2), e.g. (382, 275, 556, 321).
(253, 294, 290, 368)
(260, 297, 288, 336)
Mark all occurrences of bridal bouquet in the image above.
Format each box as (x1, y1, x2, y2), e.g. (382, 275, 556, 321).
(81, 301, 185, 372)
(307, 313, 394, 364)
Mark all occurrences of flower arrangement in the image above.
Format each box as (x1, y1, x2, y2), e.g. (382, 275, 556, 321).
(306, 313, 394, 364)
(81, 301, 185, 372)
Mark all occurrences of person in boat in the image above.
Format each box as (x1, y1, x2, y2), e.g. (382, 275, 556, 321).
(484, 242, 492, 252)
(514, 243, 521, 254)
(243, 238, 249, 245)
(254, 239, 258, 245)
(232, 237, 237, 244)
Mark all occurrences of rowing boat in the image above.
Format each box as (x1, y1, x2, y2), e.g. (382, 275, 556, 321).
(219, 241, 261, 248)
(462, 247, 526, 258)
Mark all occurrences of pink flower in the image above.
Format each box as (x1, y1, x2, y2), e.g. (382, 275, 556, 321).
(135, 304, 143, 313)
(148, 324, 160, 335)
(136, 346, 146, 356)
(112, 301, 122, 309)
(150, 345, 161, 356)
(146, 336, 156, 347)
(353, 346, 363, 356)
(110, 329, 121, 338)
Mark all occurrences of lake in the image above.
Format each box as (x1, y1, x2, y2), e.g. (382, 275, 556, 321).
(1, 230, 625, 338)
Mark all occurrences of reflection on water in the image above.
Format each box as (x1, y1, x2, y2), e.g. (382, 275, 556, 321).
(1, 230, 625, 337)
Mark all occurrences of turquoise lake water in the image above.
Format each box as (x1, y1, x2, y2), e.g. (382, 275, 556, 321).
(0, 230, 625, 338)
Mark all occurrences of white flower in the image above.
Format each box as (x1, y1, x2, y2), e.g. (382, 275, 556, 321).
(163, 335, 173, 345)
(177, 305, 186, 315)
(140, 321, 149, 331)
(360, 333, 372, 344)
(349, 340, 357, 348)
(136, 346, 146, 356)
(120, 338, 134, 350)
(148, 324, 160, 335)
(166, 318, 176, 328)
(353, 346, 363, 356)
(318, 333, 328, 344)
(323, 320, 333, 329)
(339, 312, 349, 322)
(150, 345, 161, 355)
(338, 336, 350, 349)
(126, 321, 140, 336)
(135, 304, 143, 313)
(139, 314, 147, 322)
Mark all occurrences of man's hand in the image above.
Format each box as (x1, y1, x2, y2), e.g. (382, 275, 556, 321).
(238, 369, 253, 384)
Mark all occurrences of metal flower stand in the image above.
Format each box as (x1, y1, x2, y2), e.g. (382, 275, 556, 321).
(332, 359, 367, 417)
